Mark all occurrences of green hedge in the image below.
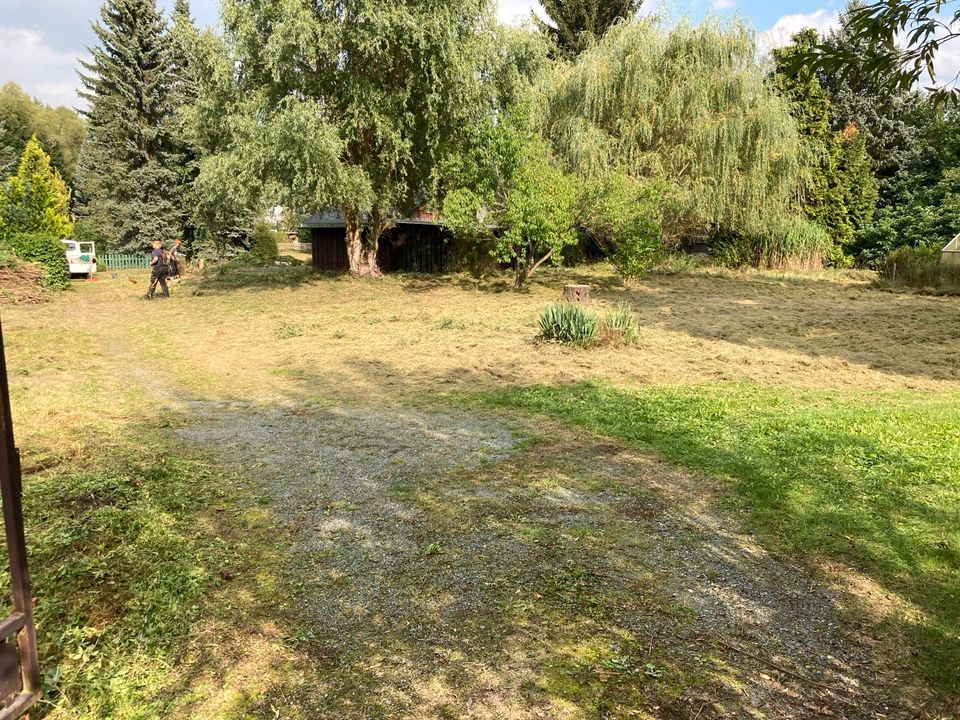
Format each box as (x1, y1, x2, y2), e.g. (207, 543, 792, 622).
(5, 233, 70, 290)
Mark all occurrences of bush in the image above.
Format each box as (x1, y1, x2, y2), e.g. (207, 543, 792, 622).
(539, 303, 599, 347)
(601, 302, 639, 345)
(880, 245, 960, 293)
(248, 223, 280, 265)
(4, 232, 69, 289)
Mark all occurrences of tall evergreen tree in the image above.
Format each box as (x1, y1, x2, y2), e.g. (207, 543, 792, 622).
(772, 29, 876, 258)
(167, 0, 201, 245)
(820, 2, 920, 183)
(535, 0, 643, 58)
(75, 0, 181, 253)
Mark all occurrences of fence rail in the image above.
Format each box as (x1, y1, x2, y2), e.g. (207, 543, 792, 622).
(99, 254, 149, 270)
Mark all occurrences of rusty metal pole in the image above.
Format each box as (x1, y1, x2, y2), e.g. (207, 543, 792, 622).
(0, 317, 40, 718)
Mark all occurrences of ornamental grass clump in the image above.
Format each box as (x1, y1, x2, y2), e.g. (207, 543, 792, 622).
(601, 302, 639, 345)
(539, 303, 599, 347)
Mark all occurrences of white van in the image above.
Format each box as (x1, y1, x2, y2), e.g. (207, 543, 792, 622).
(61, 240, 97, 277)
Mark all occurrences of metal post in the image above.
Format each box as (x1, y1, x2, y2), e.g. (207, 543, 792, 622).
(0, 317, 41, 718)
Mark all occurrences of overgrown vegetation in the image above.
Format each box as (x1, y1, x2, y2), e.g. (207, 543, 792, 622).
(879, 245, 960, 293)
(473, 380, 960, 694)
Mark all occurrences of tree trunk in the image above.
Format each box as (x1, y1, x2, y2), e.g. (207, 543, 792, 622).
(344, 207, 383, 278)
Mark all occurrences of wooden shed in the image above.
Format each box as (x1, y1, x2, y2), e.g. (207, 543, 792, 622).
(301, 210, 454, 273)
(943, 234, 960, 266)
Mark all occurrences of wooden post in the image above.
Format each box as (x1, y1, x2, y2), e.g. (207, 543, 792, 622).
(563, 284, 591, 304)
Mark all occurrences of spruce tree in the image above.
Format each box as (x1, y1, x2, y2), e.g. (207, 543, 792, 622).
(75, 0, 181, 253)
(535, 0, 643, 58)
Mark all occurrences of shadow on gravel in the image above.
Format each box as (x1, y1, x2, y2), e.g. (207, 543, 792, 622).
(174, 399, 924, 719)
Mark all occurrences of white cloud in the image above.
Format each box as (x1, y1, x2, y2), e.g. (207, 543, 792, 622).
(0, 27, 87, 109)
(710, 0, 736, 11)
(758, 9, 839, 54)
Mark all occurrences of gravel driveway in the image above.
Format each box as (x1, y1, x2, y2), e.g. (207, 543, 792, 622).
(178, 401, 918, 719)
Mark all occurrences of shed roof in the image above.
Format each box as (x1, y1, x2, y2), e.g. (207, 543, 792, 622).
(300, 209, 444, 229)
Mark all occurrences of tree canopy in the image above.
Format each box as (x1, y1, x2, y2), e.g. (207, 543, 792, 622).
(0, 83, 84, 185)
(543, 19, 809, 250)
(772, 28, 877, 261)
(213, 0, 491, 276)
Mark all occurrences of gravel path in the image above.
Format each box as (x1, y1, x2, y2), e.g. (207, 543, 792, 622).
(177, 402, 917, 719)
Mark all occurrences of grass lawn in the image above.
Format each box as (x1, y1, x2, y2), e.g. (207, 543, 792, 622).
(472, 381, 960, 693)
(2, 262, 958, 718)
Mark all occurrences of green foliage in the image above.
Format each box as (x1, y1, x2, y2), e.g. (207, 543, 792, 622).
(535, 0, 644, 58)
(544, 18, 813, 267)
(712, 216, 832, 270)
(218, 0, 490, 275)
(248, 223, 280, 266)
(5, 233, 70, 289)
(577, 173, 667, 280)
(880, 245, 960, 293)
(852, 107, 960, 266)
(771, 30, 877, 256)
(601, 302, 639, 345)
(0, 136, 73, 239)
(820, 4, 922, 182)
(474, 380, 960, 693)
(76, 0, 186, 253)
(498, 142, 578, 289)
(443, 112, 578, 289)
(793, 0, 960, 107)
(0, 82, 85, 185)
(539, 303, 599, 347)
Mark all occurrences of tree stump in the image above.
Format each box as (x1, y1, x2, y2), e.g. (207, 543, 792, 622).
(563, 284, 591, 304)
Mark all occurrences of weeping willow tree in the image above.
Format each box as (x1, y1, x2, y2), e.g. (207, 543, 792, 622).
(543, 18, 829, 268)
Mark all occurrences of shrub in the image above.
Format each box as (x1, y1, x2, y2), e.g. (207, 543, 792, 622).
(539, 303, 599, 347)
(601, 302, 639, 345)
(248, 223, 280, 265)
(577, 174, 669, 281)
(880, 245, 960, 293)
(5, 232, 69, 289)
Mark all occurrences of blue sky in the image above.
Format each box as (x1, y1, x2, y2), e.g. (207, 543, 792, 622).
(0, 0, 854, 109)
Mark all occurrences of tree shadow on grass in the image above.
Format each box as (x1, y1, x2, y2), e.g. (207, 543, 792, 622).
(476, 379, 960, 703)
(591, 271, 960, 384)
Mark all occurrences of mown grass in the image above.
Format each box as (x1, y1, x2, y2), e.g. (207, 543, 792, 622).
(1, 313, 288, 718)
(471, 380, 960, 695)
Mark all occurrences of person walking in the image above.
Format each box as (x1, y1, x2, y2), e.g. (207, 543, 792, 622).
(170, 238, 183, 282)
(145, 240, 170, 299)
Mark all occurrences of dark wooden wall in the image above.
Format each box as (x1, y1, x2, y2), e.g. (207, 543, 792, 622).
(310, 225, 452, 273)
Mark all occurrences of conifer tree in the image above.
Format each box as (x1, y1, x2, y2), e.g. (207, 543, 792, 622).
(0, 135, 73, 239)
(75, 0, 181, 252)
(772, 29, 876, 256)
(535, 0, 643, 58)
